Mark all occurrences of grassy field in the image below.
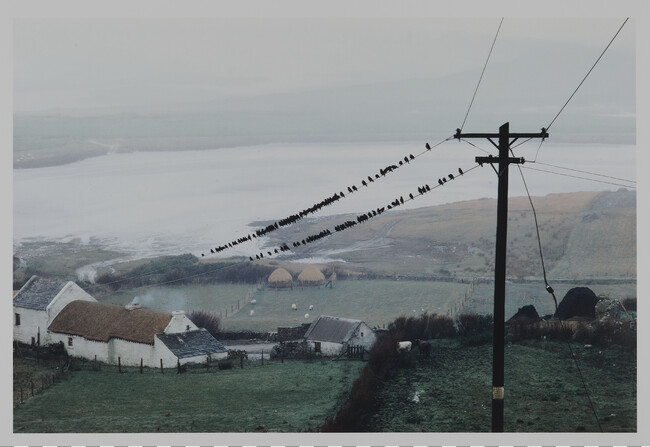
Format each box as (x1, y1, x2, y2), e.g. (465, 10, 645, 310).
(224, 279, 467, 331)
(13, 359, 363, 433)
(368, 339, 636, 432)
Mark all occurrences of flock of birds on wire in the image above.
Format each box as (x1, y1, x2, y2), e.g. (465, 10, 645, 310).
(201, 141, 470, 261)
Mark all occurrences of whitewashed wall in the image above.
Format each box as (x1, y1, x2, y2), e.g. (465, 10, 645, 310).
(312, 341, 344, 356)
(13, 307, 48, 345)
(348, 322, 377, 350)
(164, 311, 198, 334)
(47, 282, 96, 323)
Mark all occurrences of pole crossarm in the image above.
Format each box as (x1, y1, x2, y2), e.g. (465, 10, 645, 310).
(476, 155, 525, 165)
(454, 127, 549, 143)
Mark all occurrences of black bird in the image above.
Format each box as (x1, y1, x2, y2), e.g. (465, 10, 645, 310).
(438, 179, 444, 186)
(409, 154, 415, 160)
(448, 173, 454, 180)
(348, 186, 353, 193)
(400, 196, 404, 204)
(362, 180, 368, 187)
(404, 156, 409, 163)
(425, 184, 431, 191)
(409, 193, 414, 200)
(249, 256, 254, 261)
(399, 160, 403, 166)
(387, 205, 392, 210)
(340, 192, 345, 197)
(201, 253, 205, 257)
(458, 167, 464, 175)
(268, 251, 272, 256)
(274, 249, 278, 254)
(426, 142, 431, 150)
(256, 254, 260, 260)
(375, 174, 380, 179)
(210, 248, 215, 254)
(443, 177, 447, 183)
(352, 185, 358, 191)
(368, 176, 374, 182)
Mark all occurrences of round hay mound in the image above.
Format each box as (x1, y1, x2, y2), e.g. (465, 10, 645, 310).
(555, 287, 599, 320)
(268, 267, 293, 288)
(298, 266, 325, 286)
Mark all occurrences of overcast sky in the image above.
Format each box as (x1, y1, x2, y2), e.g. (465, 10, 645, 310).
(13, 17, 635, 114)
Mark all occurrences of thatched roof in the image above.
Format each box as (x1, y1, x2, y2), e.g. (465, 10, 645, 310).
(49, 300, 172, 345)
(298, 266, 325, 286)
(268, 267, 293, 287)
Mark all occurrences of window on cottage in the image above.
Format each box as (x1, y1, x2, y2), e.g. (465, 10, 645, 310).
(68, 337, 73, 347)
(361, 332, 364, 337)
(314, 342, 321, 353)
(14, 313, 20, 326)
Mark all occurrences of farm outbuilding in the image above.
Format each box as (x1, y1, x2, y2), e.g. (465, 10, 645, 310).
(13, 275, 97, 346)
(298, 266, 325, 287)
(303, 315, 377, 356)
(47, 301, 227, 367)
(268, 267, 293, 289)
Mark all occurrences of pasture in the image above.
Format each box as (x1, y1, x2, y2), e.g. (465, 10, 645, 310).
(368, 339, 636, 432)
(13, 359, 363, 433)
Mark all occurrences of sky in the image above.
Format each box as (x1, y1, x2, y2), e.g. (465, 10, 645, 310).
(3, 1, 649, 446)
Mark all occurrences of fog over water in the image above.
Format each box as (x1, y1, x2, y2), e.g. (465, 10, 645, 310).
(13, 140, 635, 261)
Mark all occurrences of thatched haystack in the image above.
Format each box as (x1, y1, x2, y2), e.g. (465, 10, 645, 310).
(554, 287, 599, 320)
(298, 266, 326, 287)
(268, 267, 293, 289)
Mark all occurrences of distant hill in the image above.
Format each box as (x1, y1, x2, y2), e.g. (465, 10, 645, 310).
(265, 189, 636, 280)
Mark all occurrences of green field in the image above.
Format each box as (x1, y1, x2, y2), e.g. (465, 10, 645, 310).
(368, 339, 636, 432)
(224, 279, 467, 331)
(13, 359, 363, 433)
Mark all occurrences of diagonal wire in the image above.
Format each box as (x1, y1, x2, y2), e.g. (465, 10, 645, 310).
(521, 165, 636, 189)
(460, 17, 504, 132)
(530, 160, 636, 184)
(511, 150, 603, 431)
(545, 17, 629, 132)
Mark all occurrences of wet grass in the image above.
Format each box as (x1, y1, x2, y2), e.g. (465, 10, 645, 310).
(368, 339, 636, 432)
(13, 359, 363, 433)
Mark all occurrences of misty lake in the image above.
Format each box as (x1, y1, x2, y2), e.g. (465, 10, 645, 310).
(13, 140, 635, 263)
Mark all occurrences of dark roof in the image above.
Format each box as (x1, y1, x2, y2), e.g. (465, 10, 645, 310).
(49, 301, 172, 345)
(13, 276, 66, 310)
(303, 315, 364, 343)
(157, 329, 227, 358)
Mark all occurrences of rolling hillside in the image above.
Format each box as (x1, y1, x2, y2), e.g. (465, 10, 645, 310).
(263, 189, 636, 280)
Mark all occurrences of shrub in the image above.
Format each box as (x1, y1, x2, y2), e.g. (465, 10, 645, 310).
(217, 359, 233, 370)
(187, 310, 221, 338)
(456, 313, 493, 345)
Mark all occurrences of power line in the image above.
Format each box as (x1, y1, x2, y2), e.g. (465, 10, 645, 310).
(521, 165, 636, 189)
(530, 160, 635, 184)
(545, 17, 629, 132)
(460, 17, 504, 132)
(202, 136, 454, 257)
(512, 158, 603, 432)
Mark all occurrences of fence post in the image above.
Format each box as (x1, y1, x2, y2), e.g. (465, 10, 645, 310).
(177, 359, 181, 374)
(118, 357, 121, 373)
(31, 380, 34, 397)
(261, 349, 264, 366)
(140, 358, 143, 374)
(160, 359, 164, 374)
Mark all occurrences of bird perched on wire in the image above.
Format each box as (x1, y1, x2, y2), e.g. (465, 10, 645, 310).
(409, 154, 415, 160)
(426, 142, 431, 150)
(438, 179, 444, 186)
(458, 167, 464, 176)
(448, 173, 455, 181)
(409, 193, 414, 200)
(362, 180, 368, 187)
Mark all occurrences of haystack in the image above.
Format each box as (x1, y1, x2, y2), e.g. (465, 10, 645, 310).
(298, 266, 326, 287)
(268, 267, 293, 289)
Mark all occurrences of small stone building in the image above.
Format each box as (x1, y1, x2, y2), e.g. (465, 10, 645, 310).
(13, 275, 97, 346)
(303, 315, 377, 356)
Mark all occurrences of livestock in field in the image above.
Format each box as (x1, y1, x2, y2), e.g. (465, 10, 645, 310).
(397, 341, 412, 352)
(414, 339, 431, 357)
(291, 303, 297, 311)
(309, 305, 314, 311)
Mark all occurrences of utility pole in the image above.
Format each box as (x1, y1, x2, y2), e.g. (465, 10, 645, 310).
(454, 122, 548, 432)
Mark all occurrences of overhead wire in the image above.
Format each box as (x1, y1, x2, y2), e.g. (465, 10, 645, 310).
(521, 165, 636, 189)
(511, 146, 603, 431)
(460, 17, 504, 132)
(529, 160, 635, 184)
(201, 135, 455, 257)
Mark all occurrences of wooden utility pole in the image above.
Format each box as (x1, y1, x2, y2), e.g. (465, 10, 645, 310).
(454, 122, 548, 432)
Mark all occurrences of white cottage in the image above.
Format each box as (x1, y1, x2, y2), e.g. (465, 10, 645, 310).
(47, 301, 228, 367)
(303, 315, 377, 356)
(13, 275, 97, 346)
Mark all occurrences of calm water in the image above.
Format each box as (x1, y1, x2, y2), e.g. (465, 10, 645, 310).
(13, 140, 636, 261)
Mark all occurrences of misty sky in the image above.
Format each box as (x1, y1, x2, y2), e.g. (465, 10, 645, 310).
(14, 17, 634, 118)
